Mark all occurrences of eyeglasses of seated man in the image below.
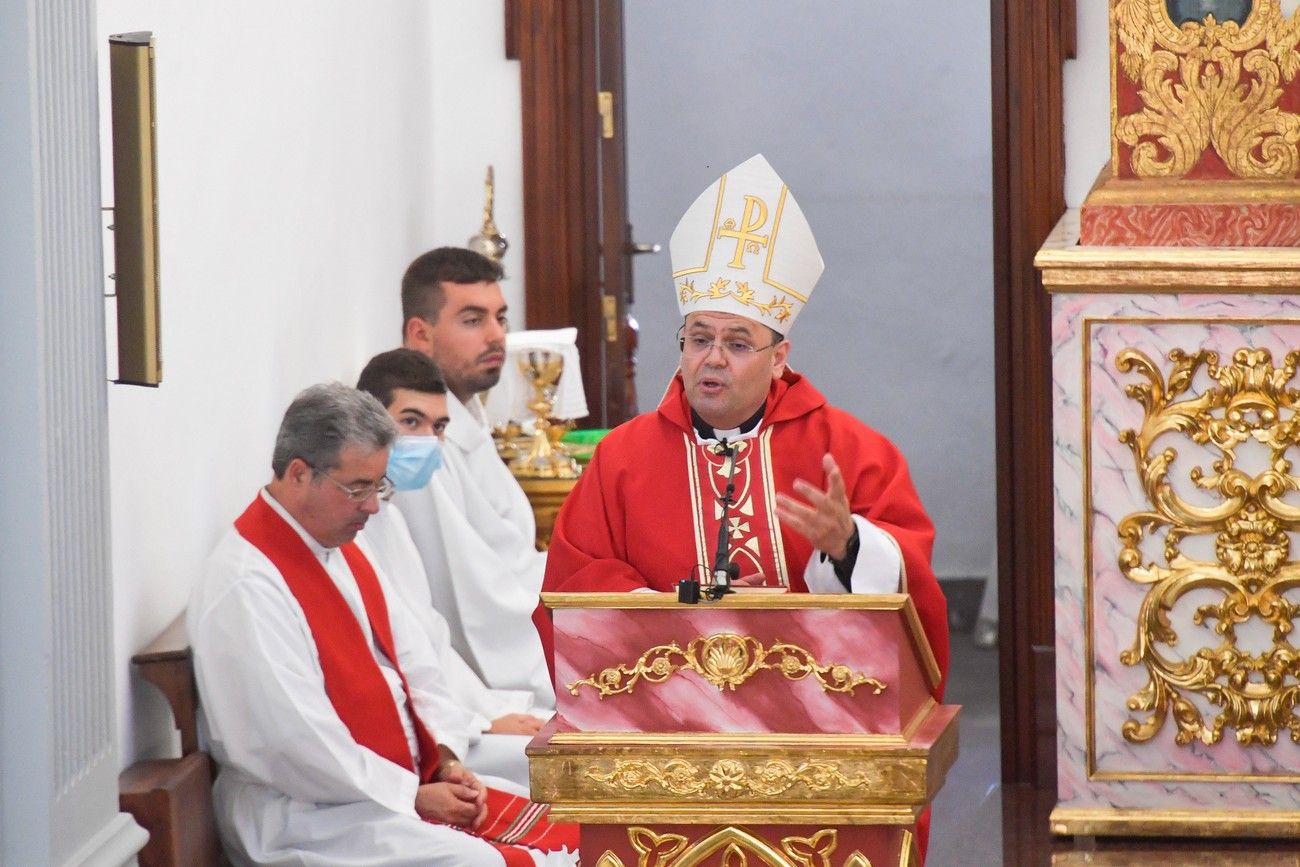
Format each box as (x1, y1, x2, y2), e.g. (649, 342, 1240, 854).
(312, 467, 395, 502)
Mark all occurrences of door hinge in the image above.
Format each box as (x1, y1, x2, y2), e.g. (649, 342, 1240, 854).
(597, 90, 615, 140)
(602, 295, 618, 342)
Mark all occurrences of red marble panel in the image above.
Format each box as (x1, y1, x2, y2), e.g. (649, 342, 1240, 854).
(1079, 202, 1300, 246)
(581, 823, 911, 867)
(552, 607, 919, 735)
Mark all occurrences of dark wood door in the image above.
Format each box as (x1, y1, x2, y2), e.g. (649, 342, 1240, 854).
(991, 0, 1075, 788)
(507, 0, 638, 428)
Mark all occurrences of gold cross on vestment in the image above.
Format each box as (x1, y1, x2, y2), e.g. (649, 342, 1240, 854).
(717, 194, 770, 268)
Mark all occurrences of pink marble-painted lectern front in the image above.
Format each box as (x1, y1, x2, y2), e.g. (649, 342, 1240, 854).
(528, 593, 958, 867)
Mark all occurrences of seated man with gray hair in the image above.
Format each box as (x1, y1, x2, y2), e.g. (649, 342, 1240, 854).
(189, 382, 577, 866)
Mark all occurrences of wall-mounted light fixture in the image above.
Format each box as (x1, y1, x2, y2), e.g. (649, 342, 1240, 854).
(108, 31, 161, 386)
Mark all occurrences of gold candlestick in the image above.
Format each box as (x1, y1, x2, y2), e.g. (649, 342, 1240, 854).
(467, 165, 508, 262)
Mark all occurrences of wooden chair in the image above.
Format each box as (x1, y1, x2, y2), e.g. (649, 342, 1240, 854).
(120, 614, 225, 867)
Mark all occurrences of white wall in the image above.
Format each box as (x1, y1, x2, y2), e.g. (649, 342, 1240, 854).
(99, 0, 523, 765)
(624, 2, 995, 580)
(1064, 1, 1112, 206)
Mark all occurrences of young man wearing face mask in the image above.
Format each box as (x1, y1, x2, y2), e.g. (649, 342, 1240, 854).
(357, 349, 548, 790)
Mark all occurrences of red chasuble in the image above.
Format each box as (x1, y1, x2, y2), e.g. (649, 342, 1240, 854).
(235, 495, 576, 865)
(540, 370, 949, 700)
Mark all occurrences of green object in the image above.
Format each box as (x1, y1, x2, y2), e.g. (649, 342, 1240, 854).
(561, 428, 609, 465)
(562, 428, 610, 444)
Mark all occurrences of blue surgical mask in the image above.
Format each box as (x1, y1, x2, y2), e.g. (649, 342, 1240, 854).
(386, 436, 443, 492)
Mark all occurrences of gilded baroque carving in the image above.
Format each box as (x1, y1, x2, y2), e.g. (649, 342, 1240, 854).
(1113, 0, 1300, 177)
(582, 757, 900, 799)
(566, 632, 885, 698)
(606, 827, 874, 867)
(1116, 346, 1300, 746)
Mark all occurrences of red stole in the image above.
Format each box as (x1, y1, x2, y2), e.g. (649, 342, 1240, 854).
(235, 494, 441, 782)
(235, 494, 578, 864)
(683, 434, 791, 589)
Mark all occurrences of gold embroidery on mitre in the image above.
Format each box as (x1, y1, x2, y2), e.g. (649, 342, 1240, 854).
(565, 632, 886, 698)
(1116, 346, 1300, 748)
(677, 277, 796, 324)
(717, 194, 771, 268)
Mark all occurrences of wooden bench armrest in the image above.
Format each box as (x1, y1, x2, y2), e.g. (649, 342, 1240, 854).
(132, 612, 199, 756)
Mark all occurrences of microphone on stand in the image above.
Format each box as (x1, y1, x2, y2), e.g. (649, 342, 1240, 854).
(705, 439, 739, 600)
(677, 437, 741, 604)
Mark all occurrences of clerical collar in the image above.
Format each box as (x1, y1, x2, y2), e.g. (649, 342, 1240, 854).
(259, 487, 333, 561)
(691, 405, 765, 444)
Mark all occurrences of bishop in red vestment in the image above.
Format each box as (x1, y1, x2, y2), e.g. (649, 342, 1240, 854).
(538, 154, 949, 863)
(542, 368, 949, 699)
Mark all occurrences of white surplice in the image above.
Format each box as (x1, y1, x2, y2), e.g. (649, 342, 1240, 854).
(189, 489, 574, 867)
(393, 392, 555, 710)
(362, 499, 540, 788)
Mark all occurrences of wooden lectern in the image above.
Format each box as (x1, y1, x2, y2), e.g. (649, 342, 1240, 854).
(529, 593, 958, 867)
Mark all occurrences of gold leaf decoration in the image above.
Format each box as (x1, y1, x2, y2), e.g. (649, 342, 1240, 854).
(629, 827, 689, 867)
(586, 757, 875, 798)
(1116, 346, 1300, 747)
(1113, 0, 1300, 178)
(566, 631, 885, 698)
(721, 843, 748, 867)
(782, 828, 838, 867)
(622, 827, 878, 867)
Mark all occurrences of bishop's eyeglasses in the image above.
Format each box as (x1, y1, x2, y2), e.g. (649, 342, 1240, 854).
(677, 327, 782, 359)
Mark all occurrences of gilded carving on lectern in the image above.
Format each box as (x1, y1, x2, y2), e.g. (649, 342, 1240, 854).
(583, 757, 877, 799)
(1114, 0, 1300, 179)
(593, 826, 877, 867)
(566, 632, 886, 699)
(1116, 345, 1300, 747)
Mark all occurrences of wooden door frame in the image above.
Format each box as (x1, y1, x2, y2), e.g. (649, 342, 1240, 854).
(991, 0, 1075, 787)
(506, 0, 633, 427)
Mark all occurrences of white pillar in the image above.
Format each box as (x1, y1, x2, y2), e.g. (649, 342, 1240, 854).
(0, 0, 148, 863)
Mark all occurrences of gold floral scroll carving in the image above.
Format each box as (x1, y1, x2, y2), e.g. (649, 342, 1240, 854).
(1116, 346, 1300, 747)
(583, 757, 884, 800)
(594, 826, 876, 867)
(566, 632, 885, 699)
(1113, 0, 1300, 178)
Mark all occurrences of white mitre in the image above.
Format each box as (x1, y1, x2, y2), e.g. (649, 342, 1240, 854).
(669, 154, 823, 335)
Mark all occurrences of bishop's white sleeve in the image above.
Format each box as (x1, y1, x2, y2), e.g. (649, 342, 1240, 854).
(802, 514, 903, 595)
(190, 569, 419, 818)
